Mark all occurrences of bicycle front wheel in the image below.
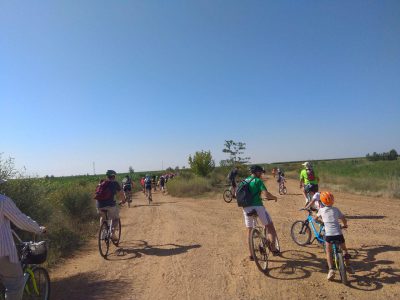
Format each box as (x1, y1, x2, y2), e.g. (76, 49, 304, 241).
(249, 228, 268, 273)
(282, 186, 287, 195)
(337, 252, 348, 285)
(112, 219, 122, 247)
(290, 221, 311, 246)
(223, 190, 233, 203)
(23, 267, 50, 300)
(98, 222, 110, 258)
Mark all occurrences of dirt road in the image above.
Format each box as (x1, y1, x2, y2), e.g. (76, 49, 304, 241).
(51, 178, 400, 299)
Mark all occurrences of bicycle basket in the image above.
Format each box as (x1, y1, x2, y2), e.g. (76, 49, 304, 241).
(21, 241, 48, 264)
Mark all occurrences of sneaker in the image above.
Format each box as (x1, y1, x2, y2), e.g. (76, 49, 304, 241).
(327, 269, 335, 281)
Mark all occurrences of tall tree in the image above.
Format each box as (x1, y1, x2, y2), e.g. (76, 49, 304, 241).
(221, 140, 250, 166)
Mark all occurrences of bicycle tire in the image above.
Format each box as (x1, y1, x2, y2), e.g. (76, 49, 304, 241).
(223, 190, 233, 203)
(282, 187, 287, 195)
(337, 252, 348, 285)
(112, 219, 122, 247)
(290, 221, 311, 246)
(98, 222, 110, 258)
(23, 267, 50, 300)
(249, 228, 268, 273)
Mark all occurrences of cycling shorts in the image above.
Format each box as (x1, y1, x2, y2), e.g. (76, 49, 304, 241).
(325, 234, 345, 244)
(97, 205, 119, 220)
(242, 206, 273, 228)
(230, 179, 237, 188)
(304, 184, 319, 194)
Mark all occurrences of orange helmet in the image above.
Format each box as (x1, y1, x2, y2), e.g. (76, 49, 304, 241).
(320, 191, 334, 206)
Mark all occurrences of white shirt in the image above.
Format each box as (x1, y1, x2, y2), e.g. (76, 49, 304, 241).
(317, 206, 344, 236)
(0, 194, 42, 263)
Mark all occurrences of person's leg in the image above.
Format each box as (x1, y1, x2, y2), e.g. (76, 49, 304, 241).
(97, 209, 106, 226)
(0, 256, 25, 300)
(265, 223, 278, 252)
(325, 242, 335, 280)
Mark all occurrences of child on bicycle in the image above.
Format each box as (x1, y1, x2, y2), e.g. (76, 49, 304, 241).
(277, 169, 285, 192)
(314, 192, 353, 280)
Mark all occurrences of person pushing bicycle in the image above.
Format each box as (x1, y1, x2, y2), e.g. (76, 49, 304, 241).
(299, 162, 320, 204)
(0, 179, 46, 300)
(314, 192, 353, 280)
(242, 165, 280, 260)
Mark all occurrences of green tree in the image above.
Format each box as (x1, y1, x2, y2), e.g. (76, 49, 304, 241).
(188, 150, 215, 177)
(221, 140, 250, 166)
(0, 153, 18, 180)
(129, 166, 135, 176)
(389, 149, 398, 161)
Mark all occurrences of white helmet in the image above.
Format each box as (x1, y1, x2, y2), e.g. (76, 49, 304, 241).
(302, 162, 312, 169)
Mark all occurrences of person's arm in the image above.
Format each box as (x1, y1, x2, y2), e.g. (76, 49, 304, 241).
(299, 171, 304, 188)
(305, 199, 315, 210)
(337, 209, 347, 227)
(261, 190, 277, 201)
(3, 196, 43, 234)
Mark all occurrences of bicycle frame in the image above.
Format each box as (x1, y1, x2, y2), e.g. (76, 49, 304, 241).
(305, 214, 325, 245)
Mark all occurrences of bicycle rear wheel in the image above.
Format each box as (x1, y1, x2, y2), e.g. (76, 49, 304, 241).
(112, 219, 122, 247)
(223, 189, 233, 203)
(98, 222, 110, 258)
(249, 228, 268, 273)
(290, 221, 311, 246)
(23, 267, 50, 300)
(282, 186, 287, 195)
(337, 252, 348, 285)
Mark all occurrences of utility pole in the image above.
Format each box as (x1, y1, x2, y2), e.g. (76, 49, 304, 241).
(162, 160, 164, 171)
(93, 162, 96, 175)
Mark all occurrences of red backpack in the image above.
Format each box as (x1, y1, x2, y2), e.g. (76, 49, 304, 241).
(306, 169, 315, 181)
(94, 180, 113, 201)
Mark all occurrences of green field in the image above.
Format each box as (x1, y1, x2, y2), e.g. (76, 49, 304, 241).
(268, 158, 400, 199)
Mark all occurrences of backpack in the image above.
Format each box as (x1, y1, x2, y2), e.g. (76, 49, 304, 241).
(145, 177, 152, 187)
(94, 180, 113, 201)
(236, 178, 256, 207)
(306, 169, 315, 181)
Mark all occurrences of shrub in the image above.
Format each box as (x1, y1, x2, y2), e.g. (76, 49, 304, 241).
(167, 176, 212, 197)
(188, 150, 215, 177)
(58, 186, 97, 222)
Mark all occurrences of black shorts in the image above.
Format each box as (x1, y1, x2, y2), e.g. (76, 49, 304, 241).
(230, 180, 237, 188)
(123, 185, 132, 192)
(304, 184, 319, 193)
(325, 234, 345, 244)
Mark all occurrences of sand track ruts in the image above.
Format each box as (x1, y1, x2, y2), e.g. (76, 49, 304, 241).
(51, 178, 400, 300)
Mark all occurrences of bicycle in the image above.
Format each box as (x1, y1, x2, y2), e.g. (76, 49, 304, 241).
(124, 190, 132, 208)
(0, 231, 50, 300)
(290, 208, 325, 247)
(330, 237, 349, 285)
(247, 209, 281, 273)
(222, 185, 235, 203)
(98, 209, 121, 259)
(278, 181, 287, 195)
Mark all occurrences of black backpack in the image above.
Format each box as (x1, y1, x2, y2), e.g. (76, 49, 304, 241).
(236, 178, 256, 207)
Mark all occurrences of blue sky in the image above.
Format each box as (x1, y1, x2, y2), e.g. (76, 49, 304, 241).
(1, 1, 399, 176)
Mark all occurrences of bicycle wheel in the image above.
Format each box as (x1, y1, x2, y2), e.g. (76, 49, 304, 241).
(98, 222, 110, 258)
(112, 219, 122, 247)
(223, 189, 233, 203)
(249, 228, 268, 273)
(23, 267, 50, 300)
(337, 252, 348, 285)
(282, 186, 287, 195)
(290, 221, 311, 246)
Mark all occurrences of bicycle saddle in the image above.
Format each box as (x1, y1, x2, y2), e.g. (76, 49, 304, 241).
(246, 209, 258, 217)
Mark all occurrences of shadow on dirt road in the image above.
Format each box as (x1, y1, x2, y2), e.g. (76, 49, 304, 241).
(105, 240, 201, 261)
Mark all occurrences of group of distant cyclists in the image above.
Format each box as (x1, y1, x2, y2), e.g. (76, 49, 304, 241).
(228, 161, 352, 281)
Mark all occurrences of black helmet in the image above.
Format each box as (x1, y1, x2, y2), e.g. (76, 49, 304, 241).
(106, 170, 117, 177)
(250, 165, 264, 174)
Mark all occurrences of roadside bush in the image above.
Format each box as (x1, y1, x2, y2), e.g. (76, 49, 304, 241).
(188, 150, 215, 177)
(167, 176, 212, 197)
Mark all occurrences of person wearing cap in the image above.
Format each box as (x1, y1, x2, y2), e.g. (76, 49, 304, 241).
(299, 162, 320, 204)
(0, 179, 46, 300)
(96, 170, 122, 240)
(242, 165, 280, 260)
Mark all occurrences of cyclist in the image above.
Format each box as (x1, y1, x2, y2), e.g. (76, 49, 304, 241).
(152, 176, 157, 192)
(159, 175, 166, 193)
(0, 179, 46, 300)
(242, 165, 280, 260)
(314, 192, 353, 280)
(144, 174, 152, 201)
(140, 177, 145, 194)
(121, 175, 133, 202)
(227, 166, 239, 197)
(96, 170, 122, 241)
(299, 162, 320, 204)
(277, 169, 286, 193)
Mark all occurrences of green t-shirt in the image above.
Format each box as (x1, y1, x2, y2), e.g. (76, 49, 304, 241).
(300, 169, 318, 185)
(246, 176, 267, 206)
